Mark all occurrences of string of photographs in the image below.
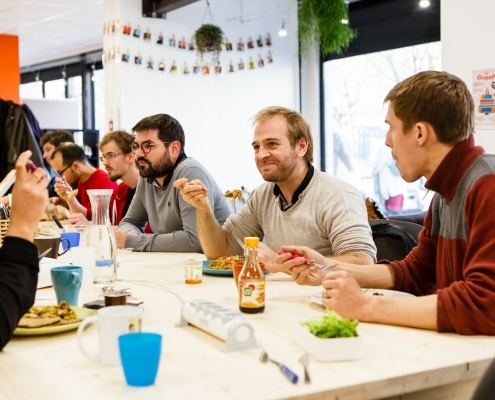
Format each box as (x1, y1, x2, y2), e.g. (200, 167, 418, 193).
(103, 20, 275, 76)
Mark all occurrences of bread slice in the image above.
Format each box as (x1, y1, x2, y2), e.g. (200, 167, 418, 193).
(18, 316, 61, 328)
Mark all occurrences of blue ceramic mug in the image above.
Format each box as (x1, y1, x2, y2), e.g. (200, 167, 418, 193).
(60, 231, 80, 251)
(50, 266, 83, 306)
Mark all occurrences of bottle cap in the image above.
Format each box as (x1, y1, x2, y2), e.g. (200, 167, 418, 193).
(244, 237, 259, 247)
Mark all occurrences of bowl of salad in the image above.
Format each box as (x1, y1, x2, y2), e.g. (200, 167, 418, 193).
(295, 309, 362, 362)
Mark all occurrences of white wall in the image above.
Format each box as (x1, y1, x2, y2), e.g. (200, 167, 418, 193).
(21, 98, 80, 129)
(442, 0, 495, 151)
(104, 0, 299, 192)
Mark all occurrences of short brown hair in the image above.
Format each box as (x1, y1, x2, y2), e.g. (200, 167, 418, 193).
(384, 71, 474, 144)
(40, 130, 74, 147)
(132, 113, 185, 156)
(251, 106, 314, 163)
(99, 130, 135, 154)
(51, 142, 87, 164)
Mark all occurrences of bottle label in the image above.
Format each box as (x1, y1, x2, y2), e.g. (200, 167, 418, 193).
(239, 280, 265, 308)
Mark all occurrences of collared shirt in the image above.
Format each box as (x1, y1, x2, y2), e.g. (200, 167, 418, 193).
(273, 163, 314, 211)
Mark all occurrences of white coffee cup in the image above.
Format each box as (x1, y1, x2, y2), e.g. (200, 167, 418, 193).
(77, 305, 143, 365)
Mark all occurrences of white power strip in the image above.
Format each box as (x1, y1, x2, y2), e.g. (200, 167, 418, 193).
(177, 299, 258, 352)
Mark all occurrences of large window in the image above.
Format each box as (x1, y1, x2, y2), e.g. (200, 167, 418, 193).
(324, 42, 441, 215)
(20, 54, 102, 133)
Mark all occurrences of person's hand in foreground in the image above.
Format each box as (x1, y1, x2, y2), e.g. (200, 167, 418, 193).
(6, 151, 49, 241)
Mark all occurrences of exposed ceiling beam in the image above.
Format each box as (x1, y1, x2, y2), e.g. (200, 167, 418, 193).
(142, 0, 200, 18)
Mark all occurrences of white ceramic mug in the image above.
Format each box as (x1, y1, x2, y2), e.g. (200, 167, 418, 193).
(77, 305, 143, 365)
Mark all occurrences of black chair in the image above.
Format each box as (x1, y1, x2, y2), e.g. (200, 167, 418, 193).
(471, 357, 495, 400)
(369, 219, 423, 261)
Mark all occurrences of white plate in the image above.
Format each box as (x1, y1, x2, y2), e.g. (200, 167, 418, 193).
(311, 288, 415, 305)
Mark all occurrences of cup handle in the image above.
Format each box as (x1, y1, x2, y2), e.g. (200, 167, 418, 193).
(71, 271, 81, 285)
(59, 238, 70, 256)
(77, 316, 99, 360)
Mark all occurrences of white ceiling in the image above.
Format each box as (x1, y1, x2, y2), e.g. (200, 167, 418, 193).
(0, 0, 104, 68)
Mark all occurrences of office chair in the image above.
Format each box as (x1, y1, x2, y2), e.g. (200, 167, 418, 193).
(369, 219, 423, 261)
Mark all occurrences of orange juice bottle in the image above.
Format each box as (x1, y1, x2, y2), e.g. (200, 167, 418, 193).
(239, 237, 265, 313)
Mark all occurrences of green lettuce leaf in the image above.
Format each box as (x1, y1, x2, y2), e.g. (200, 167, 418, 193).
(300, 309, 358, 338)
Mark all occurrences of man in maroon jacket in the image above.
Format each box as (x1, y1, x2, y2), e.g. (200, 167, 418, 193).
(282, 71, 495, 335)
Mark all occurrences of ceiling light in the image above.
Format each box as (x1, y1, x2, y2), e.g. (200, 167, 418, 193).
(278, 17, 287, 37)
(419, 0, 430, 8)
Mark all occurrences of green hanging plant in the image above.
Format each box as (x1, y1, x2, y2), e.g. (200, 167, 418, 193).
(194, 23, 224, 60)
(298, 0, 357, 56)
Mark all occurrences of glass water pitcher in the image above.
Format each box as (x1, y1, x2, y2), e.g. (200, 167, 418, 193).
(86, 189, 117, 283)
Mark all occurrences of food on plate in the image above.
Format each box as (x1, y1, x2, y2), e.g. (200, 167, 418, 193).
(224, 189, 242, 200)
(67, 189, 78, 201)
(208, 255, 245, 270)
(40, 205, 70, 221)
(17, 301, 80, 329)
(300, 309, 359, 338)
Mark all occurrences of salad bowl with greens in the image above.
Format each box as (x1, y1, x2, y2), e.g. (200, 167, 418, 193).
(296, 310, 362, 362)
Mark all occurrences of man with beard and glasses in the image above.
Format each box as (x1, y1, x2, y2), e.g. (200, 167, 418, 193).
(115, 113, 231, 252)
(66, 130, 140, 226)
(174, 106, 376, 273)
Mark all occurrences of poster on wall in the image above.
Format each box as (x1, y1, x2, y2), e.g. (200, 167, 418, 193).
(472, 68, 495, 129)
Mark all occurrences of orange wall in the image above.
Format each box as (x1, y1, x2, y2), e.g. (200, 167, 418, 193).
(0, 35, 20, 104)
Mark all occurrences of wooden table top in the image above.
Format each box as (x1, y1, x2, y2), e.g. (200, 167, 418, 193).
(1, 249, 494, 400)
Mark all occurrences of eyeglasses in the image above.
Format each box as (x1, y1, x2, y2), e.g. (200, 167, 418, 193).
(99, 152, 123, 162)
(130, 141, 170, 154)
(57, 162, 73, 176)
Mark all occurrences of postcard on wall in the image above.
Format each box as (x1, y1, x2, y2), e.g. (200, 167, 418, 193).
(472, 68, 495, 129)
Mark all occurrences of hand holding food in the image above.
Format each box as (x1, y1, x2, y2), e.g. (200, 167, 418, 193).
(173, 178, 210, 209)
(6, 151, 48, 241)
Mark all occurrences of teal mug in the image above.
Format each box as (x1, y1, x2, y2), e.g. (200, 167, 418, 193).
(50, 266, 83, 306)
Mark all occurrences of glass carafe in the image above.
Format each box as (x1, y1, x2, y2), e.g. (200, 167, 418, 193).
(86, 189, 117, 283)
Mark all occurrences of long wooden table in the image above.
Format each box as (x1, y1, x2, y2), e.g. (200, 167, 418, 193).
(1, 249, 494, 400)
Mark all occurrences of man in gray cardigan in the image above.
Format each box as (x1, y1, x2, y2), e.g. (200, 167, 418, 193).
(175, 106, 376, 272)
(116, 113, 231, 252)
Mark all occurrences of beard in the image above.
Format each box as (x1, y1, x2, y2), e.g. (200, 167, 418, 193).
(107, 169, 122, 182)
(136, 152, 175, 179)
(257, 150, 298, 183)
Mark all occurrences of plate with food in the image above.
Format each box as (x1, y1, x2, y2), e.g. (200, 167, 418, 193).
(311, 288, 415, 305)
(202, 255, 244, 276)
(13, 302, 95, 336)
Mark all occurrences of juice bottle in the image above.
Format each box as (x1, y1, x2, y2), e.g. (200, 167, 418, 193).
(239, 237, 265, 313)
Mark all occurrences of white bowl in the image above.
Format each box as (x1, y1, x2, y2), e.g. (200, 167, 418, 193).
(295, 323, 362, 362)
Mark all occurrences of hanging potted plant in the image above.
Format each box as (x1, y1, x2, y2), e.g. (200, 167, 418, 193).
(298, 0, 357, 56)
(194, 23, 224, 61)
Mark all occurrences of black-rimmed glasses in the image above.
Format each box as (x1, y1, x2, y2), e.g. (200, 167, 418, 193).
(57, 162, 73, 176)
(99, 152, 123, 162)
(130, 141, 170, 154)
